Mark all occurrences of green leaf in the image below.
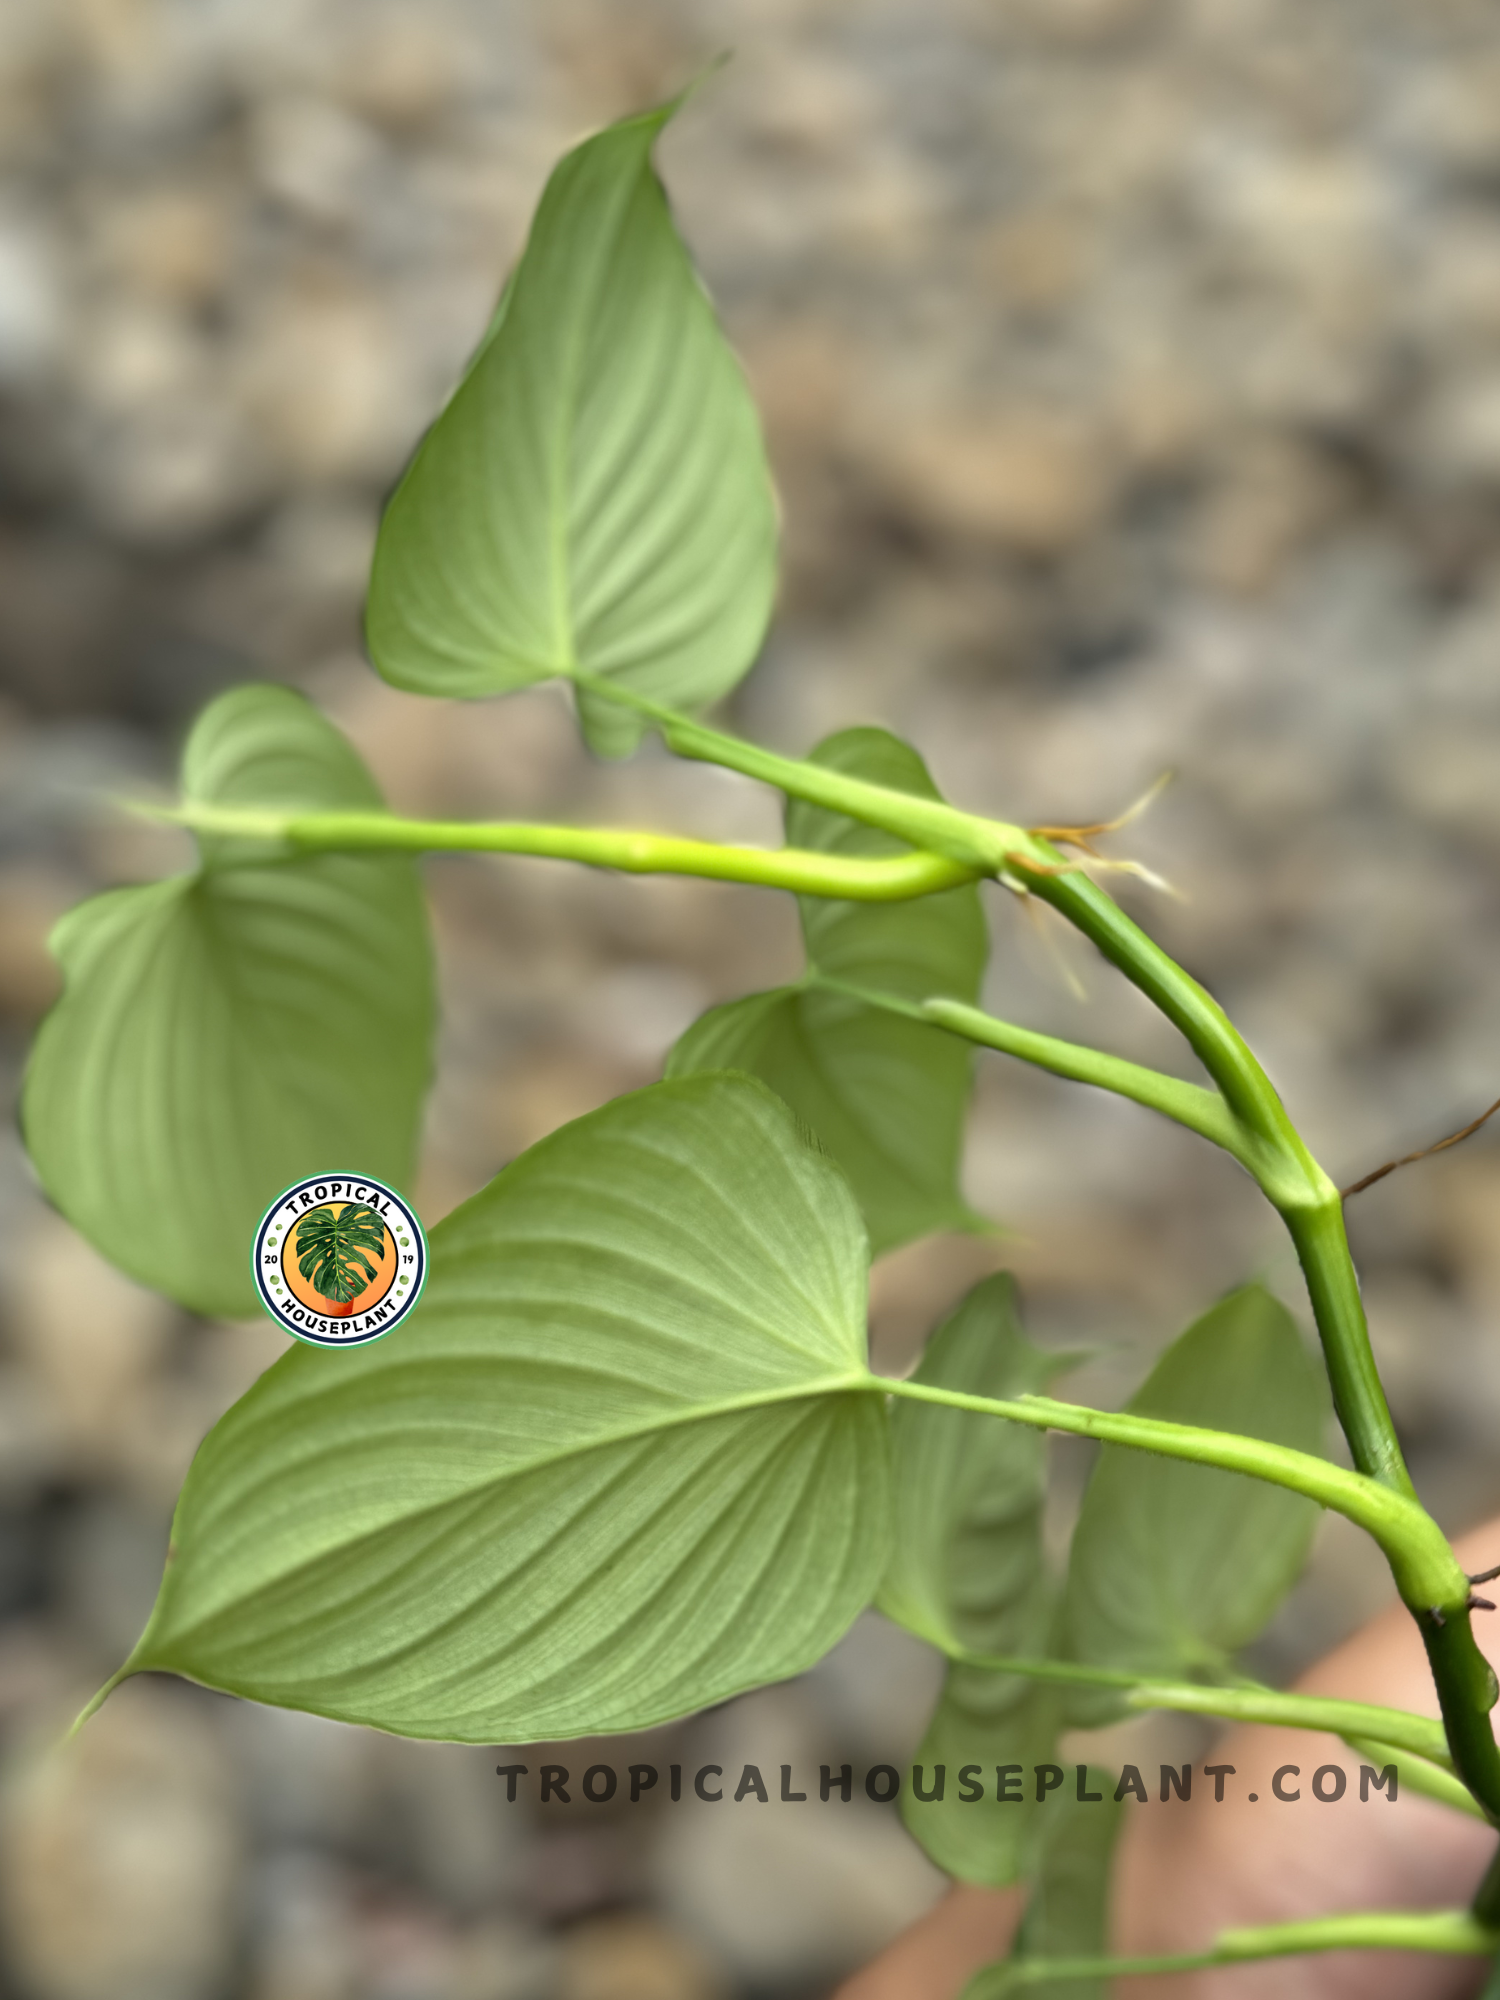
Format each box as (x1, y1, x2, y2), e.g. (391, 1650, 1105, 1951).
(294, 1204, 388, 1304)
(879, 1274, 1057, 1656)
(907, 1677, 1062, 1888)
(21, 685, 434, 1319)
(668, 728, 988, 1255)
(1059, 1284, 1329, 1718)
(992, 1777, 1123, 2000)
(886, 1275, 1065, 1884)
(365, 99, 778, 758)
(114, 1075, 890, 1743)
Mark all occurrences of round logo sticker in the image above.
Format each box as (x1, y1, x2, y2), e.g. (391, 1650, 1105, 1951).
(252, 1174, 427, 1347)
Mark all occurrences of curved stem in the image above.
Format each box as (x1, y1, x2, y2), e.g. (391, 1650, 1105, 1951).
(572, 678, 1050, 875)
(65, 1666, 129, 1742)
(899, 983, 1500, 1824)
(1272, 1202, 1500, 1823)
(920, 988, 1408, 1496)
(560, 679, 1500, 1860)
(147, 801, 977, 901)
(1475, 1847, 1500, 1930)
(965, 1910, 1498, 1994)
(569, 682, 1500, 1838)
(931, 1646, 1453, 1767)
(180, 683, 1499, 1843)
(1279, 1199, 1414, 1497)
(876, 1377, 1465, 1618)
(1022, 868, 1415, 1501)
(1339, 1734, 1483, 1820)
(915, 995, 1241, 1157)
(574, 679, 1412, 1492)
(1025, 868, 1314, 1168)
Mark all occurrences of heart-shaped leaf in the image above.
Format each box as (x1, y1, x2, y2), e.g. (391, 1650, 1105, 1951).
(1059, 1284, 1329, 1718)
(22, 685, 434, 1319)
(109, 1075, 890, 1743)
(879, 1274, 1057, 1656)
(908, 1676, 1062, 1888)
(668, 728, 988, 1255)
(365, 100, 778, 758)
(885, 1276, 1065, 1884)
(990, 1775, 1123, 2000)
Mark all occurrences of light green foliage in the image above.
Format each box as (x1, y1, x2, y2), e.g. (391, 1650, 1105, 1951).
(884, 1276, 1065, 1884)
(909, 1677, 1063, 1887)
(991, 1782, 1123, 2000)
(36, 89, 1490, 1966)
(117, 1075, 890, 1742)
(669, 728, 987, 1255)
(22, 685, 433, 1318)
(1060, 1285, 1329, 1716)
(880, 1275, 1058, 1656)
(365, 101, 777, 757)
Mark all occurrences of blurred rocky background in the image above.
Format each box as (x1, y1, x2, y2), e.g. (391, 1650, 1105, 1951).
(2, 0, 1500, 1992)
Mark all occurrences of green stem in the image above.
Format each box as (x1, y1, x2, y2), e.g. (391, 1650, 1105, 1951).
(876, 1377, 1464, 1617)
(965, 1910, 1497, 1994)
(893, 1370, 1491, 1823)
(919, 990, 1409, 1508)
(1476, 1847, 1500, 1931)
(916, 995, 1241, 1157)
(919, 990, 1412, 1500)
(937, 1646, 1452, 1767)
(1020, 868, 1416, 1503)
(572, 677, 1051, 876)
(65, 1666, 129, 1742)
(1025, 868, 1312, 1164)
(1340, 1734, 1483, 1820)
(1279, 1197, 1415, 1499)
(179, 688, 1496, 1840)
(568, 680, 1500, 1856)
(149, 801, 976, 901)
(577, 678, 1412, 1494)
(816, 973, 1241, 1156)
(895, 982, 1500, 1822)
(936, 1645, 1473, 1813)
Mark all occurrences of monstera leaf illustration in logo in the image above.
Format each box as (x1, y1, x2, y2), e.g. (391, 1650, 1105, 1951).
(294, 1203, 388, 1313)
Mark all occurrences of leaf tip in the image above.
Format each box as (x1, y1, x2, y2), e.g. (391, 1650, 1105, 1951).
(64, 1664, 132, 1744)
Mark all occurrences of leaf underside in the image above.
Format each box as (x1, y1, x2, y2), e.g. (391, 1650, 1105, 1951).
(669, 727, 988, 1256)
(1059, 1284, 1329, 1721)
(22, 685, 434, 1320)
(1001, 1778, 1124, 2000)
(120, 1075, 891, 1743)
(365, 100, 778, 757)
(880, 1274, 1058, 1659)
(884, 1275, 1067, 1885)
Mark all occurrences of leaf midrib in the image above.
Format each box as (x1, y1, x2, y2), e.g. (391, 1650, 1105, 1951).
(142, 1368, 878, 1655)
(544, 138, 656, 675)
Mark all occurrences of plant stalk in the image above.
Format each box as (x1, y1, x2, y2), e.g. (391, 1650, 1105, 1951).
(877, 1377, 1463, 1615)
(167, 685, 1500, 1846)
(964, 1909, 1498, 1994)
(575, 680, 1415, 1498)
(148, 800, 977, 901)
(935, 1646, 1453, 1767)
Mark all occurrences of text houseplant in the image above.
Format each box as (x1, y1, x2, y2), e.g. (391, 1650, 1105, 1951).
(21, 93, 1500, 1993)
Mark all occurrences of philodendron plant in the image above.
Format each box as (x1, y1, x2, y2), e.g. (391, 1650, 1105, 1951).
(22, 94, 1500, 1994)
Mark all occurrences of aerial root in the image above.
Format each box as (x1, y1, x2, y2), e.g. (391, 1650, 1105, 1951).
(1024, 772, 1180, 899)
(1342, 1095, 1500, 1201)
